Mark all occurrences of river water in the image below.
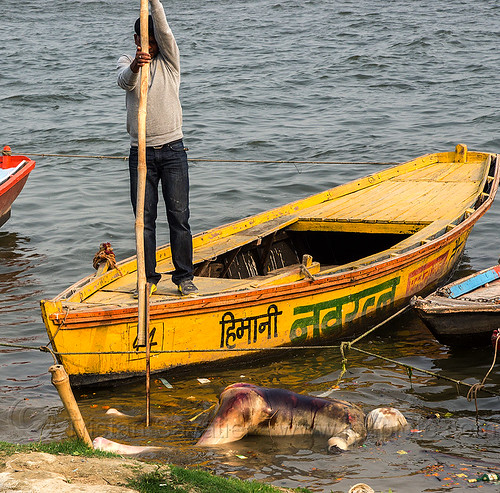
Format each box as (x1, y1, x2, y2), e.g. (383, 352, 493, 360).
(1, 0, 499, 491)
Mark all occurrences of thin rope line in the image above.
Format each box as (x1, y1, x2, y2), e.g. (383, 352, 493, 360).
(349, 305, 411, 346)
(0, 342, 340, 354)
(53, 346, 342, 354)
(190, 158, 398, 165)
(24, 153, 128, 160)
(21, 152, 398, 166)
(0, 342, 46, 350)
(467, 336, 499, 410)
(349, 346, 500, 397)
(2, 337, 498, 398)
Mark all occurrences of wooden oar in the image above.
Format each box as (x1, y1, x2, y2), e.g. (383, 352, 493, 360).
(136, 0, 151, 425)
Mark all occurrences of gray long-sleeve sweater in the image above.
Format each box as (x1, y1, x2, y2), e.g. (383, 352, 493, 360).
(117, 0, 183, 147)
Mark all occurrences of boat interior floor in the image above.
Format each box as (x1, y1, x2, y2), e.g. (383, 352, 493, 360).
(86, 261, 322, 305)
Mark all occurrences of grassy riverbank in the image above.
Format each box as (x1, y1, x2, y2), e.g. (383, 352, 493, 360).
(0, 439, 115, 458)
(0, 439, 312, 493)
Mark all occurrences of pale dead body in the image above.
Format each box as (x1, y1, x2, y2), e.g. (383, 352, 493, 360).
(196, 383, 407, 452)
(94, 409, 171, 455)
(92, 436, 163, 456)
(105, 408, 133, 418)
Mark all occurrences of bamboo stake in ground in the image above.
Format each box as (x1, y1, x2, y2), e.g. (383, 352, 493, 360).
(136, 0, 149, 347)
(49, 364, 93, 448)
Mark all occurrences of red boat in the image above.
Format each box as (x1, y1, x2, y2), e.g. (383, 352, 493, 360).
(0, 146, 35, 227)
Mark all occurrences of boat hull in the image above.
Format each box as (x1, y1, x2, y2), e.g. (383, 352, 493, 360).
(413, 307, 499, 347)
(43, 219, 471, 386)
(0, 155, 35, 226)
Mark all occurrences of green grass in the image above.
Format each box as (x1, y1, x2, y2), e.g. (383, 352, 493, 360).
(0, 438, 116, 458)
(127, 466, 313, 493)
(0, 439, 312, 493)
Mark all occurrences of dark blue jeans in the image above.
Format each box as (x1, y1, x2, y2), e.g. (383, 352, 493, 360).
(129, 140, 194, 286)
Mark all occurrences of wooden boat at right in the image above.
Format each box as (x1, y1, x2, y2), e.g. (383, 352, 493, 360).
(411, 265, 500, 346)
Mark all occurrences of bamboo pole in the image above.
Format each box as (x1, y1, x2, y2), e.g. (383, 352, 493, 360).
(137, 0, 152, 426)
(136, 0, 149, 346)
(49, 364, 93, 448)
(145, 283, 151, 426)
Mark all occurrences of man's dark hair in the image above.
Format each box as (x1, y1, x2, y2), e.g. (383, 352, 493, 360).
(134, 15, 155, 37)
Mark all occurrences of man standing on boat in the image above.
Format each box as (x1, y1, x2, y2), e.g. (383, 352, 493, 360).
(117, 0, 198, 296)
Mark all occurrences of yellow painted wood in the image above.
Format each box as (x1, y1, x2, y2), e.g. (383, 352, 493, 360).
(287, 219, 427, 235)
(39, 146, 500, 384)
(249, 262, 321, 287)
(298, 181, 403, 221)
(299, 178, 481, 223)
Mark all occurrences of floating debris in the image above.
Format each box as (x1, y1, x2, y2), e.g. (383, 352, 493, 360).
(159, 378, 173, 389)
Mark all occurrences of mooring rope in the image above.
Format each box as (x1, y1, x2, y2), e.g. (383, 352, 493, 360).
(92, 242, 123, 276)
(2, 331, 499, 398)
(325, 305, 410, 390)
(467, 336, 500, 409)
(0, 343, 340, 354)
(0, 342, 47, 351)
(20, 151, 398, 166)
(0, 342, 58, 365)
(41, 345, 58, 365)
(320, 304, 499, 399)
(346, 346, 499, 397)
(349, 305, 411, 346)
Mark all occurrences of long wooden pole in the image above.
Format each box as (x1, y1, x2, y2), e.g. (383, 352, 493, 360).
(136, 0, 149, 346)
(136, 0, 152, 426)
(145, 283, 151, 426)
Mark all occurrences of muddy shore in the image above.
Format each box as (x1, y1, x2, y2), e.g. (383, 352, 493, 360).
(0, 450, 159, 492)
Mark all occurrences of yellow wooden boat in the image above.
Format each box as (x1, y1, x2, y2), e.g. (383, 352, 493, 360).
(40, 145, 499, 386)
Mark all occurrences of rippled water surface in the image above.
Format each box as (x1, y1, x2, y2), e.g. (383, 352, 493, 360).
(1, 0, 499, 491)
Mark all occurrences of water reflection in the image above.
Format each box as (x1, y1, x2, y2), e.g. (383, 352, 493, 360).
(0, 230, 55, 429)
(0, 397, 68, 444)
(0, 230, 45, 344)
(0, 231, 44, 298)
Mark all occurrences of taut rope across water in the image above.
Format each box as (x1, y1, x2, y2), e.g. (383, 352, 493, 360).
(1, 321, 499, 399)
(18, 151, 399, 166)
